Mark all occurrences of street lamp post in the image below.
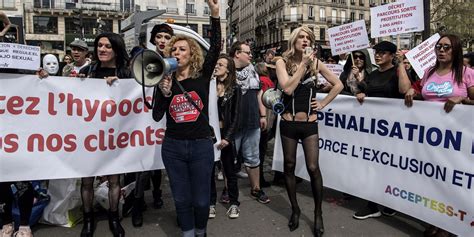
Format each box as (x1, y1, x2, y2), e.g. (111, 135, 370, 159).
(185, 0, 189, 28)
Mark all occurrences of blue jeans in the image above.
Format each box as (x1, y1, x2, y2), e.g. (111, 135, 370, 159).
(161, 136, 214, 235)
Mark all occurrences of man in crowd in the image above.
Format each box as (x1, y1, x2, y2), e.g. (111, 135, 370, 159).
(63, 39, 90, 77)
(230, 41, 271, 204)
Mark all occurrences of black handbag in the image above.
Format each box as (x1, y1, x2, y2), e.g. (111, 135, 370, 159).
(174, 78, 217, 144)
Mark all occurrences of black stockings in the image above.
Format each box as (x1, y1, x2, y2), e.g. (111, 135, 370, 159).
(81, 175, 121, 213)
(281, 134, 323, 215)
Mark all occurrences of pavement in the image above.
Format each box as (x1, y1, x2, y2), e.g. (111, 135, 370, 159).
(31, 139, 426, 237)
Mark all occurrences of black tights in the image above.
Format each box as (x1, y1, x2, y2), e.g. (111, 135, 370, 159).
(81, 175, 121, 213)
(281, 134, 323, 215)
(0, 182, 34, 226)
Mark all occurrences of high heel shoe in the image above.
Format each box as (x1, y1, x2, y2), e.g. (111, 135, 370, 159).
(108, 210, 125, 237)
(288, 208, 301, 231)
(314, 213, 324, 237)
(80, 212, 95, 237)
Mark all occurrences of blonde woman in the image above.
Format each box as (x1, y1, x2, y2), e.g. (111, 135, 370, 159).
(275, 25, 343, 236)
(155, 0, 221, 236)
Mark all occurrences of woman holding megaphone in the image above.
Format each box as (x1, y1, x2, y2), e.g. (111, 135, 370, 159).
(154, 0, 221, 236)
(275, 26, 342, 236)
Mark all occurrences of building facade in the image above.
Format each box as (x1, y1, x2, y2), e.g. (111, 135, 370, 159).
(1, 0, 227, 61)
(228, 0, 401, 57)
(137, 0, 228, 49)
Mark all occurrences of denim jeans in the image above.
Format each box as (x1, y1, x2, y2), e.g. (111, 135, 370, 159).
(234, 128, 261, 168)
(161, 136, 214, 235)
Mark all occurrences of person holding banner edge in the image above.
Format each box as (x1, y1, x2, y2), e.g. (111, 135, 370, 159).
(403, 34, 474, 111)
(78, 32, 131, 237)
(353, 41, 410, 220)
(153, 0, 221, 236)
(275, 25, 342, 236)
(401, 34, 474, 237)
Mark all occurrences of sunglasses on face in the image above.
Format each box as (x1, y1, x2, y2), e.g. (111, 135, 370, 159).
(353, 54, 364, 60)
(435, 44, 452, 51)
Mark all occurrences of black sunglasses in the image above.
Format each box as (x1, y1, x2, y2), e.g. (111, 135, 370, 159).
(435, 44, 452, 51)
(353, 54, 364, 60)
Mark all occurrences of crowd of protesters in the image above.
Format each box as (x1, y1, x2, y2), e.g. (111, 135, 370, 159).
(1, 4, 473, 237)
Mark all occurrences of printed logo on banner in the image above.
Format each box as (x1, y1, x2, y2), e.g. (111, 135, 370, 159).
(169, 91, 203, 123)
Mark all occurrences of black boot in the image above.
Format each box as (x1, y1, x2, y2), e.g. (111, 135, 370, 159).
(132, 197, 144, 227)
(152, 190, 164, 209)
(314, 212, 324, 237)
(80, 212, 95, 237)
(108, 210, 125, 237)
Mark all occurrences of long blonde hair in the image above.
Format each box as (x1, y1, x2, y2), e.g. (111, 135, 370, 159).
(282, 25, 318, 76)
(165, 34, 204, 79)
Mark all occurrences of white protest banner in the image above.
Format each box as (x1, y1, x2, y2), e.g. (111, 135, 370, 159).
(370, 0, 424, 38)
(0, 74, 221, 182)
(0, 43, 41, 71)
(405, 33, 441, 79)
(317, 64, 343, 86)
(328, 20, 370, 56)
(272, 95, 473, 236)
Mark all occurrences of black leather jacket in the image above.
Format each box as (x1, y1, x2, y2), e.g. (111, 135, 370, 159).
(219, 85, 242, 141)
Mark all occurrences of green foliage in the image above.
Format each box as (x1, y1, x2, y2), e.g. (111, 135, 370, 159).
(430, 1, 473, 48)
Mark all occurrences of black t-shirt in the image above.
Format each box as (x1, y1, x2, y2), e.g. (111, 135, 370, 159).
(161, 17, 221, 140)
(238, 89, 260, 130)
(365, 66, 402, 99)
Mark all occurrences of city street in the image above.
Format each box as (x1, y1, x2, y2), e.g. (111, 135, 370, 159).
(32, 157, 426, 237)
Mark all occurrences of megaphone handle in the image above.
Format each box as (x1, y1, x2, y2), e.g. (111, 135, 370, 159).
(141, 52, 153, 109)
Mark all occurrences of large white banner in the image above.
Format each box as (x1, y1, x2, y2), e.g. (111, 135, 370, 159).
(0, 43, 41, 71)
(405, 33, 441, 79)
(328, 20, 370, 56)
(273, 95, 473, 237)
(0, 74, 221, 182)
(370, 0, 424, 37)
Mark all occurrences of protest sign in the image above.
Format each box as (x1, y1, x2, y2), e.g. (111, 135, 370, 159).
(0, 74, 221, 181)
(370, 0, 424, 37)
(317, 64, 343, 86)
(328, 20, 370, 56)
(405, 33, 440, 79)
(273, 95, 473, 237)
(0, 43, 41, 71)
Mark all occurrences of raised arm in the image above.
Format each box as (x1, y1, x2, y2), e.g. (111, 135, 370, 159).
(0, 11, 11, 37)
(276, 56, 312, 95)
(201, 0, 221, 80)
